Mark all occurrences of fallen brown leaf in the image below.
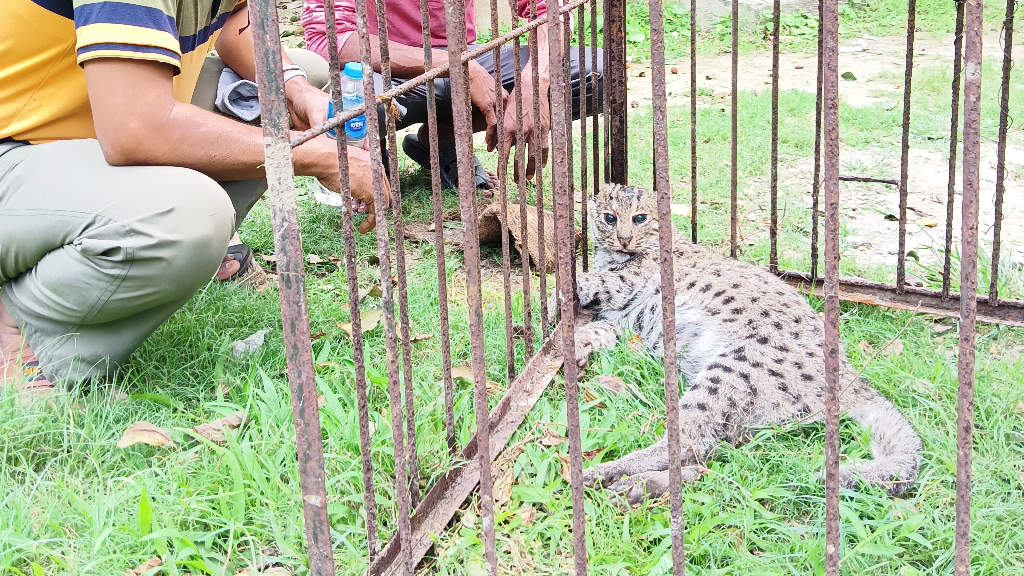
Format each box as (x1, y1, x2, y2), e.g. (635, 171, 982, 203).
(357, 285, 383, 302)
(338, 309, 383, 338)
(117, 422, 174, 449)
(306, 254, 323, 265)
(317, 394, 326, 408)
(933, 323, 954, 334)
(260, 254, 277, 263)
(582, 448, 602, 460)
(583, 388, 607, 409)
(127, 556, 162, 576)
(857, 340, 874, 355)
(880, 339, 904, 357)
(540, 427, 567, 447)
(627, 334, 645, 355)
(487, 381, 505, 395)
(410, 333, 434, 344)
(916, 218, 938, 228)
(519, 505, 537, 526)
(310, 331, 327, 341)
(451, 365, 475, 383)
(493, 463, 514, 506)
(596, 374, 626, 395)
(193, 410, 246, 444)
(557, 452, 572, 483)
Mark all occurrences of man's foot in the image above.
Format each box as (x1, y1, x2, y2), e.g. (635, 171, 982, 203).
(0, 299, 54, 395)
(217, 243, 269, 289)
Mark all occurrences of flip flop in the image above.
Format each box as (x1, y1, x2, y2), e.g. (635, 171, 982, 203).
(219, 244, 269, 289)
(402, 133, 492, 191)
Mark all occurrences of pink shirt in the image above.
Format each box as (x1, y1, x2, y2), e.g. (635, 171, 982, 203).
(302, 0, 551, 60)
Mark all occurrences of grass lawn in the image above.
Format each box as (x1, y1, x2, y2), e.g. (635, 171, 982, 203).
(4, 6, 1024, 575)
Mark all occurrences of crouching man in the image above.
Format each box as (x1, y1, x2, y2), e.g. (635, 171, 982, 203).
(0, 0, 388, 391)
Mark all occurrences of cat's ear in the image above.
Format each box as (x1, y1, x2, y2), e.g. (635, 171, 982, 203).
(598, 182, 617, 201)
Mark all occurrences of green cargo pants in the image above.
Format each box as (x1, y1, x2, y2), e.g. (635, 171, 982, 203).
(0, 49, 329, 384)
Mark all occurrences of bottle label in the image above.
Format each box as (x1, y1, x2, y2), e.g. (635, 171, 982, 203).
(346, 114, 367, 139)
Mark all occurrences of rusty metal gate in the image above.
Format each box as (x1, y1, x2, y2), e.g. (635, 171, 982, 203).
(246, 0, 1021, 572)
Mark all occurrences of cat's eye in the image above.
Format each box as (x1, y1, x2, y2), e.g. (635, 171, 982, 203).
(632, 214, 648, 224)
(604, 213, 617, 224)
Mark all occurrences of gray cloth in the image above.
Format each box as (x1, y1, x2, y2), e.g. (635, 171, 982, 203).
(215, 67, 261, 121)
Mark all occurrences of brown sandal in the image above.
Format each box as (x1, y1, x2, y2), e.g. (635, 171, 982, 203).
(218, 244, 269, 289)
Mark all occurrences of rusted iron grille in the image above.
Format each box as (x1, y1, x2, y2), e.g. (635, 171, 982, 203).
(246, 0, 1017, 572)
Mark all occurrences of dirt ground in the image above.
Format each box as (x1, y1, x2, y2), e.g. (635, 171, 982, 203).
(625, 33, 1024, 271)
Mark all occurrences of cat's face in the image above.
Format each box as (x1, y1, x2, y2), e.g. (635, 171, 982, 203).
(590, 183, 660, 259)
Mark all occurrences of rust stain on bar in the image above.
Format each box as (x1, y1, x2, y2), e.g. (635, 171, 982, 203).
(605, 0, 627, 184)
(819, 0, 841, 571)
(990, 0, 1014, 305)
(580, 4, 590, 272)
(323, 0, 380, 558)
(690, 0, 698, 244)
(730, 0, 739, 258)
(590, 0, 601, 222)
(248, 0, 335, 573)
(944, 0, 965, 301)
(441, 0, 498, 570)
(956, 0, 982, 571)
(810, 0, 824, 286)
(896, 0, 917, 294)
(648, 0, 686, 569)
(769, 0, 780, 273)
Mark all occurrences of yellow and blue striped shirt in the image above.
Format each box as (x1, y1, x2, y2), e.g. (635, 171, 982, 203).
(0, 0, 242, 144)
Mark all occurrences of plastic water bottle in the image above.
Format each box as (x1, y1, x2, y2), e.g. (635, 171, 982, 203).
(340, 62, 367, 148)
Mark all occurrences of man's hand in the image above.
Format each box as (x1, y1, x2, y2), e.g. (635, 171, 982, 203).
(502, 81, 550, 181)
(312, 143, 391, 234)
(286, 80, 330, 131)
(468, 60, 505, 152)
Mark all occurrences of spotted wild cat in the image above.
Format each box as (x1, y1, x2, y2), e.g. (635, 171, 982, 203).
(556, 183, 922, 505)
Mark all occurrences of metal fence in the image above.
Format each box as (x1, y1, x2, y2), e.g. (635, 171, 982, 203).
(247, 0, 1020, 572)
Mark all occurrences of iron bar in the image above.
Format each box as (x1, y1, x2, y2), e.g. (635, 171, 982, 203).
(323, 0, 380, 557)
(529, 0, 549, 338)
(491, 0, 515, 384)
(690, 0, 698, 244)
(289, 0, 591, 148)
(648, 0, 685, 570)
(580, 4, 590, 272)
(605, 0, 628, 184)
(944, 0, 965, 300)
(564, 8, 577, 293)
(248, 0, 334, 573)
(590, 0, 600, 250)
(441, 0, 498, 570)
(810, 0, 824, 286)
(769, 0, 780, 273)
(990, 0, 1014, 305)
(370, 0, 422, 510)
(896, 0, 917, 293)
(819, 0, 841, 570)
(730, 0, 739, 258)
(778, 271, 1024, 327)
(544, 8, 588, 573)
(956, 0, 983, 571)
(421, 0, 458, 458)
(513, 30, 536, 360)
(351, 0, 413, 569)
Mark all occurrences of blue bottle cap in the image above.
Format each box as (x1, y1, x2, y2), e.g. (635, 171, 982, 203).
(343, 62, 363, 79)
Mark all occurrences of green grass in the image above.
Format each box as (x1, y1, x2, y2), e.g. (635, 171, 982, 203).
(4, 11, 1024, 576)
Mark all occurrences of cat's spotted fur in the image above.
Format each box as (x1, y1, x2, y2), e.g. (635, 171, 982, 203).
(562, 183, 922, 505)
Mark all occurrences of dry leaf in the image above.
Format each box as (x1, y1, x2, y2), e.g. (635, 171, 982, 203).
(317, 394, 326, 408)
(260, 254, 277, 263)
(933, 323, 954, 334)
(192, 410, 246, 444)
(306, 254, 323, 265)
(596, 374, 626, 395)
(127, 557, 163, 576)
(451, 365, 475, 383)
(487, 381, 505, 395)
(310, 331, 327, 341)
(519, 506, 537, 526)
(880, 339, 904, 357)
(358, 285, 382, 302)
(627, 334, 645, 355)
(410, 333, 434, 343)
(557, 452, 572, 483)
(338, 309, 383, 338)
(540, 427, 567, 446)
(231, 330, 270, 357)
(1015, 402, 1024, 418)
(583, 448, 602, 460)
(916, 218, 938, 228)
(583, 388, 607, 409)
(493, 464, 514, 506)
(857, 341, 874, 355)
(117, 422, 174, 448)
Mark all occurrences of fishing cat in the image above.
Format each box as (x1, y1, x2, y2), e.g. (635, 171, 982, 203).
(556, 183, 922, 506)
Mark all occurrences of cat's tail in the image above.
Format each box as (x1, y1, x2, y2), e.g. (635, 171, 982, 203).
(841, 387, 923, 498)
